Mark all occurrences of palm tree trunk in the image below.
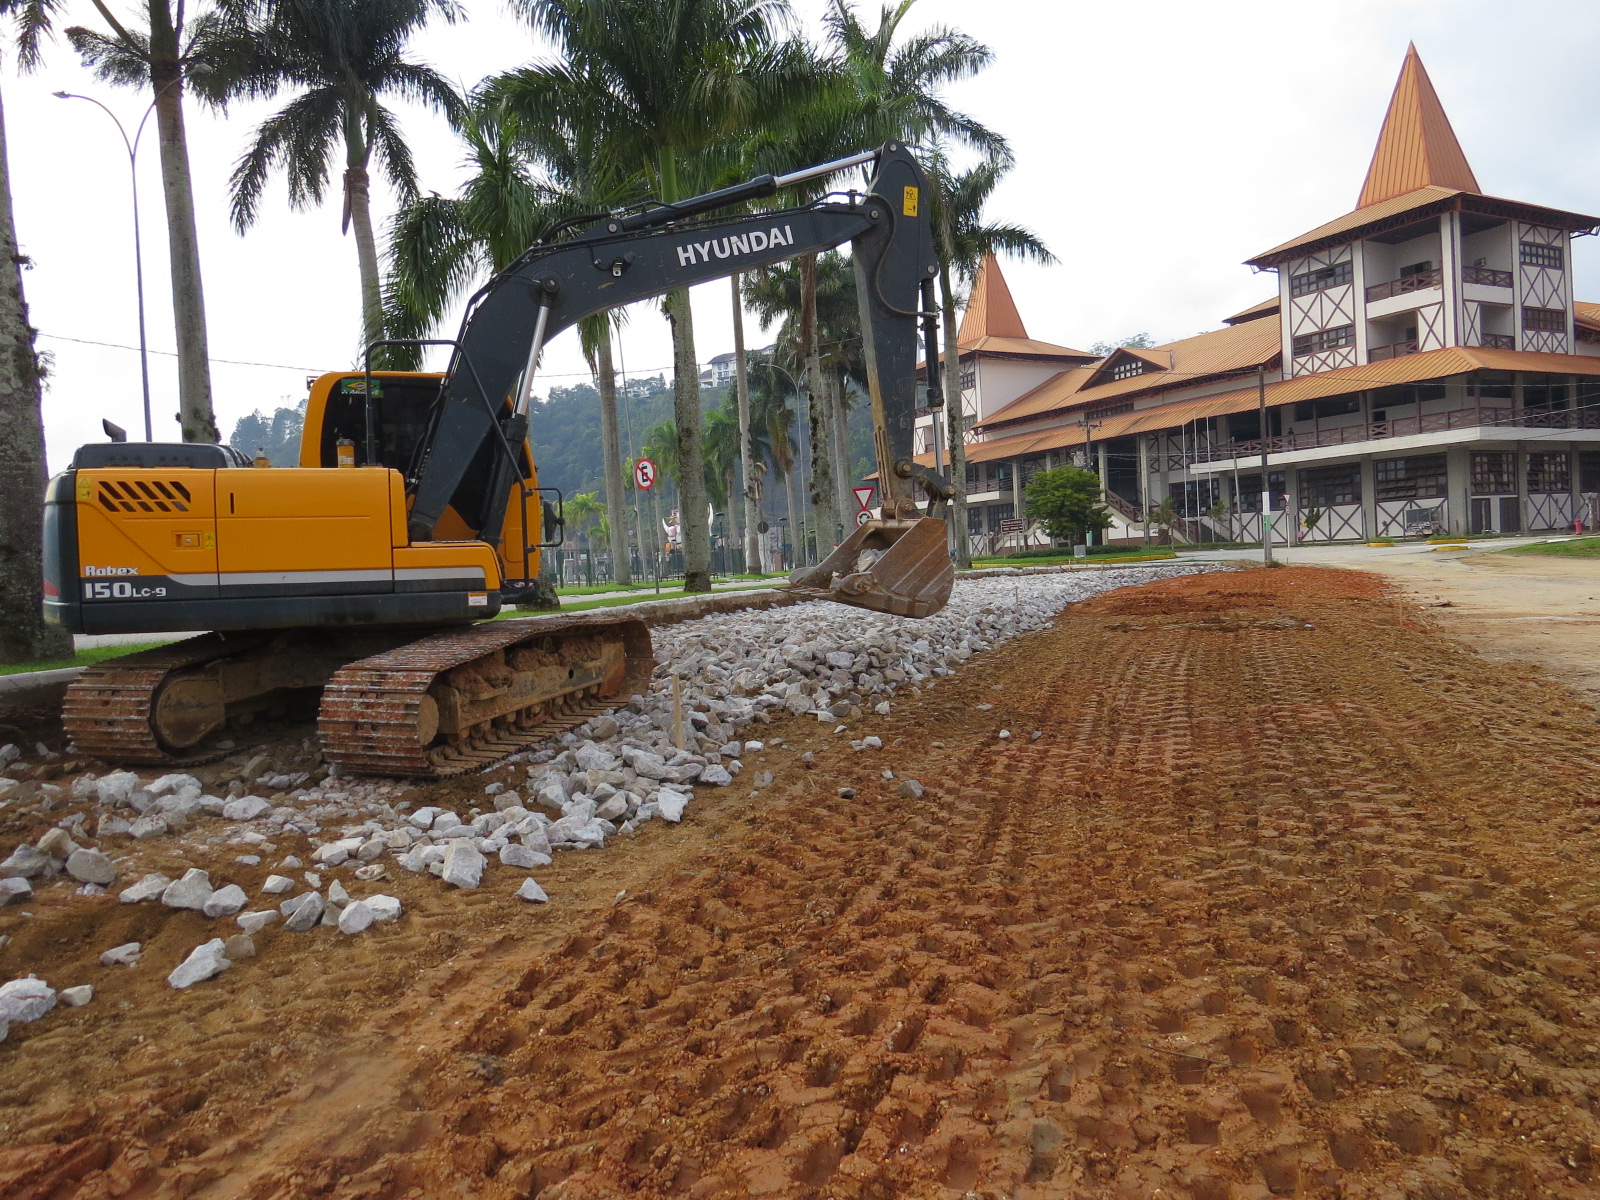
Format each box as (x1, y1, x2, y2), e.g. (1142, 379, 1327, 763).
(731, 274, 761, 573)
(343, 116, 383, 350)
(594, 323, 630, 584)
(939, 261, 972, 568)
(664, 287, 710, 592)
(149, 29, 215, 443)
(784, 451, 803, 570)
(799, 254, 838, 557)
(0, 83, 71, 663)
(830, 371, 851, 513)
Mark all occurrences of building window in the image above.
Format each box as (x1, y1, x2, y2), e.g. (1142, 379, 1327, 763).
(1110, 359, 1147, 381)
(1468, 371, 1514, 402)
(1375, 455, 1448, 500)
(1523, 306, 1566, 333)
(1088, 401, 1135, 417)
(1289, 260, 1352, 298)
(1524, 374, 1570, 411)
(967, 505, 984, 532)
(1292, 396, 1361, 423)
(1520, 241, 1564, 269)
(1527, 452, 1571, 495)
(1291, 325, 1355, 357)
(1470, 451, 1516, 495)
(987, 504, 1013, 533)
(959, 368, 975, 391)
(1580, 451, 1600, 494)
(1300, 463, 1360, 507)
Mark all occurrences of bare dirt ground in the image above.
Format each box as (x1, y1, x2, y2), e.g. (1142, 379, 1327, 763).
(7, 566, 1600, 1199)
(1345, 546, 1600, 703)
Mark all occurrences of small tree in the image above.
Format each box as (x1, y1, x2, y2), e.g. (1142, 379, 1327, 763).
(1204, 497, 1231, 546)
(1024, 467, 1112, 546)
(1146, 496, 1177, 543)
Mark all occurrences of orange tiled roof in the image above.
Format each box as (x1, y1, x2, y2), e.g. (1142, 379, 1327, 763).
(957, 253, 1028, 342)
(975, 317, 1282, 431)
(926, 344, 1600, 469)
(1223, 297, 1279, 325)
(959, 334, 1097, 360)
(1358, 45, 1480, 208)
(1574, 301, 1600, 331)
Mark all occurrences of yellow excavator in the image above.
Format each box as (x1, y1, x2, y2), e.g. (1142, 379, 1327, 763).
(42, 143, 954, 777)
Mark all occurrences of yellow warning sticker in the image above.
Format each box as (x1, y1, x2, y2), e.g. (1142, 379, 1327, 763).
(76, 477, 91, 501)
(902, 186, 919, 217)
(203, 532, 216, 550)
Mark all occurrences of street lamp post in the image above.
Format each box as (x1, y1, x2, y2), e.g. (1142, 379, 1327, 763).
(55, 90, 159, 441)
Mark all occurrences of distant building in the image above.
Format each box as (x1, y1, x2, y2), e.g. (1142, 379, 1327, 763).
(707, 352, 736, 388)
(925, 46, 1600, 550)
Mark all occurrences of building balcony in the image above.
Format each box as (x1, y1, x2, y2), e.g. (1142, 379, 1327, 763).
(1481, 333, 1515, 349)
(1190, 403, 1600, 466)
(1463, 265, 1514, 288)
(1365, 268, 1442, 302)
(1369, 339, 1419, 361)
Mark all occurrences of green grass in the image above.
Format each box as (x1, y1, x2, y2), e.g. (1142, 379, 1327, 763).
(555, 572, 786, 597)
(1500, 537, 1600, 558)
(972, 551, 1176, 569)
(0, 641, 171, 678)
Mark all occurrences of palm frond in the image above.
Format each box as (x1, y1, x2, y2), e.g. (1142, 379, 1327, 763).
(229, 85, 341, 229)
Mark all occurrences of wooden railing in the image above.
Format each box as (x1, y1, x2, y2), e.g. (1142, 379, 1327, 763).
(1482, 333, 1515, 349)
(1463, 265, 1514, 288)
(1189, 404, 1600, 464)
(1369, 339, 1419, 361)
(1366, 268, 1442, 302)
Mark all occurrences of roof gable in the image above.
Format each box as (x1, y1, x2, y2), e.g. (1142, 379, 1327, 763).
(1359, 45, 1480, 208)
(957, 253, 1028, 343)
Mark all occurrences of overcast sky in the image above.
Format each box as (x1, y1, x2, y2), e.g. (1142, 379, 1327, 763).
(13, 0, 1600, 472)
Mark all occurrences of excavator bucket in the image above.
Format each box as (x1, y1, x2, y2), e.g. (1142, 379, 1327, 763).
(787, 516, 954, 619)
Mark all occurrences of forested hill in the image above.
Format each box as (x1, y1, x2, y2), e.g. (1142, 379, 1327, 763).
(227, 371, 878, 501)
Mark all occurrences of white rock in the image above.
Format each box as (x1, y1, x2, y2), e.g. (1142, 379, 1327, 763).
(95, 771, 139, 806)
(128, 815, 169, 840)
(202, 884, 248, 918)
(898, 779, 925, 799)
(119, 872, 171, 903)
(407, 806, 441, 829)
(657, 790, 690, 823)
(148, 772, 201, 796)
(515, 878, 549, 903)
(743, 740, 765, 753)
(441, 842, 485, 888)
(161, 869, 214, 910)
(699, 764, 733, 787)
(337, 900, 375, 934)
(0, 878, 32, 906)
(261, 874, 294, 894)
(59, 985, 93, 1007)
(366, 894, 402, 922)
(499, 843, 542, 869)
(100, 942, 141, 967)
(168, 939, 231, 989)
(328, 879, 351, 906)
(282, 892, 324, 932)
(222, 795, 270, 821)
(66, 848, 116, 885)
(431, 811, 462, 832)
(36, 827, 77, 859)
(0, 844, 51, 879)
(0, 977, 56, 1021)
(236, 909, 279, 935)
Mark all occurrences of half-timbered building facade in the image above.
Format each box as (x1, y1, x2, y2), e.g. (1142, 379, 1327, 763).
(932, 47, 1600, 551)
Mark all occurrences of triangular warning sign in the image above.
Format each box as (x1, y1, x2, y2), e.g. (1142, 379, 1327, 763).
(852, 486, 875, 510)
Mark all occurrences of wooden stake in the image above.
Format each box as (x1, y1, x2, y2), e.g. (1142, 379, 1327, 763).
(672, 674, 684, 751)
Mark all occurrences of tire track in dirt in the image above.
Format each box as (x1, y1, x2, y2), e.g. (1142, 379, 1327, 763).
(11, 566, 1600, 1199)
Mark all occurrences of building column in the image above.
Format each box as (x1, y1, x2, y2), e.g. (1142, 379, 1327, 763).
(1137, 434, 1151, 544)
(1445, 444, 1471, 536)
(1516, 441, 1529, 533)
(1359, 457, 1377, 540)
(1284, 467, 1301, 547)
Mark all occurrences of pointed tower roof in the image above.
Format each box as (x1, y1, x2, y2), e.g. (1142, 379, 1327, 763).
(958, 254, 1028, 344)
(1357, 44, 1480, 208)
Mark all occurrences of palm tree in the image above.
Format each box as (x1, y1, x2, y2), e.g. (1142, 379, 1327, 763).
(383, 94, 642, 583)
(749, 353, 803, 562)
(0, 0, 71, 662)
(67, 0, 224, 441)
(930, 153, 1054, 567)
(493, 0, 802, 594)
(702, 401, 740, 556)
(220, 0, 462, 349)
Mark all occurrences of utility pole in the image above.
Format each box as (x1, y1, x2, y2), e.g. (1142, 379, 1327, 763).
(1258, 363, 1273, 564)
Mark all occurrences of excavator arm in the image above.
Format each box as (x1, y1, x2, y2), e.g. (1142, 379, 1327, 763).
(405, 141, 955, 618)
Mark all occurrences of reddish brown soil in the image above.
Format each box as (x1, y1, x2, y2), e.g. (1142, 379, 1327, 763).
(6, 566, 1600, 1199)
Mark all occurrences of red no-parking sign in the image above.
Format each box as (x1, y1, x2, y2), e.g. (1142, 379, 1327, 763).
(634, 458, 657, 490)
